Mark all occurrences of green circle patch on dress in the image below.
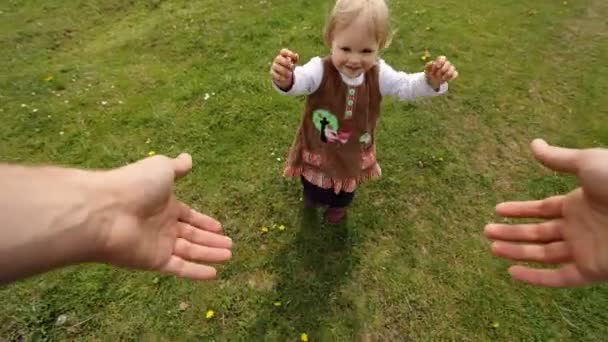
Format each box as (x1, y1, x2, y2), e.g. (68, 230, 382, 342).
(312, 109, 339, 132)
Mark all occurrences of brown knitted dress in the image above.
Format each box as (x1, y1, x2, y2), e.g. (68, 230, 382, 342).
(284, 57, 383, 194)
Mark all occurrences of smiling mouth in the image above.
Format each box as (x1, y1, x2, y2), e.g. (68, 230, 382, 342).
(345, 66, 360, 72)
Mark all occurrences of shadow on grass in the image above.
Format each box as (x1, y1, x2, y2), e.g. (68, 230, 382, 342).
(246, 206, 361, 339)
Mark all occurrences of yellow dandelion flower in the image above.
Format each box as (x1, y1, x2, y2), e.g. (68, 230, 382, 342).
(148, 151, 156, 156)
(491, 322, 500, 329)
(206, 310, 215, 319)
(261, 227, 269, 233)
(420, 49, 432, 61)
(301, 333, 309, 341)
(44, 76, 54, 81)
(278, 225, 286, 231)
(273, 301, 282, 307)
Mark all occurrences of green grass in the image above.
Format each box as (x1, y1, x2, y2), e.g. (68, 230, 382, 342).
(1, 0, 608, 340)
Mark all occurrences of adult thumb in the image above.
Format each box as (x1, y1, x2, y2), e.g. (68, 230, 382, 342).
(531, 139, 580, 174)
(173, 153, 193, 179)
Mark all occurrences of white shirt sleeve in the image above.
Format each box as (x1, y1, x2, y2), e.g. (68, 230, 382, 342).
(272, 56, 324, 96)
(378, 59, 448, 100)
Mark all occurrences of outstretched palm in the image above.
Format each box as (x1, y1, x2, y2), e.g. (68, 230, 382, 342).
(485, 139, 608, 287)
(99, 153, 233, 280)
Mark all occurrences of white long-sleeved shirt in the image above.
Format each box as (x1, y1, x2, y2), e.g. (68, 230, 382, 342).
(273, 56, 448, 99)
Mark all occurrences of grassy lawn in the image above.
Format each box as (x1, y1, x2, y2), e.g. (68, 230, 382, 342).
(1, 0, 608, 340)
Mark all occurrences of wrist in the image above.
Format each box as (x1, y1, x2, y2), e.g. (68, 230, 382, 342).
(28, 167, 116, 265)
(77, 169, 125, 264)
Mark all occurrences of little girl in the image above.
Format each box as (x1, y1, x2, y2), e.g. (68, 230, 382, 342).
(270, 0, 458, 224)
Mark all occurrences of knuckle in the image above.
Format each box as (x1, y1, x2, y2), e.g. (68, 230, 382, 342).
(183, 225, 195, 240)
(528, 229, 541, 241)
(579, 258, 605, 279)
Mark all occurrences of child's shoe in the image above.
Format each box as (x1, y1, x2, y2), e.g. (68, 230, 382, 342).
(326, 207, 346, 224)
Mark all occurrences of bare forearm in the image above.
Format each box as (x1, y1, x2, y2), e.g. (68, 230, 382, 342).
(0, 164, 114, 283)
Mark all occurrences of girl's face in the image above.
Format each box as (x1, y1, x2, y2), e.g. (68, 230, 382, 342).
(330, 15, 380, 78)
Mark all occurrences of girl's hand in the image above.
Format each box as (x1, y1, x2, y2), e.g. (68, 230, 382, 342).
(425, 56, 458, 90)
(271, 48, 299, 91)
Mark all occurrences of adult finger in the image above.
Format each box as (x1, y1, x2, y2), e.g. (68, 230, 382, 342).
(174, 238, 232, 264)
(491, 241, 571, 263)
(180, 204, 224, 233)
(496, 195, 565, 218)
(509, 264, 590, 288)
(173, 153, 193, 180)
(161, 256, 218, 281)
(178, 222, 233, 249)
(484, 219, 563, 243)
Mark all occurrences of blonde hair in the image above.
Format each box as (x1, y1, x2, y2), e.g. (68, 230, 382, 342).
(324, 0, 392, 49)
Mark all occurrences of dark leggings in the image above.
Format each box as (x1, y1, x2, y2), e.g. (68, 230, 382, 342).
(301, 177, 355, 208)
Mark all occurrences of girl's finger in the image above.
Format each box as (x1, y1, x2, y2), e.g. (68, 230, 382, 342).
(272, 70, 292, 85)
(271, 70, 286, 82)
(434, 56, 447, 69)
(442, 68, 455, 81)
(291, 52, 300, 64)
(272, 64, 292, 79)
(440, 62, 451, 74)
(274, 56, 293, 70)
(280, 48, 294, 58)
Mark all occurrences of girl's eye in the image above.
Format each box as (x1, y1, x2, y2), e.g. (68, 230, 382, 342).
(341, 47, 351, 52)
(362, 49, 374, 54)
